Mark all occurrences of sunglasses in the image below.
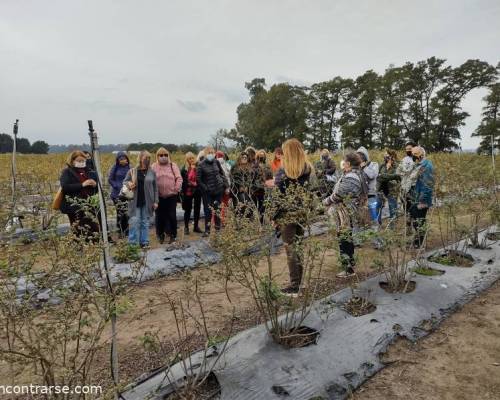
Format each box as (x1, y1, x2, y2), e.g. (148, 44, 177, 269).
(158, 154, 169, 157)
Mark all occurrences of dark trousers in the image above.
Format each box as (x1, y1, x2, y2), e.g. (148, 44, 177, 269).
(182, 192, 202, 229)
(338, 228, 355, 271)
(156, 196, 178, 240)
(281, 223, 304, 288)
(204, 192, 223, 232)
(252, 192, 265, 222)
(67, 210, 100, 242)
(409, 205, 429, 247)
(112, 197, 129, 237)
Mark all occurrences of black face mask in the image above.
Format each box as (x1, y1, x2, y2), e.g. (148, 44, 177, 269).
(406, 150, 413, 157)
(412, 155, 420, 162)
(384, 156, 390, 163)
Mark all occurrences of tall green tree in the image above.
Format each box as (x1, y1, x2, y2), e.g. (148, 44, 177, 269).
(306, 77, 353, 150)
(30, 140, 50, 154)
(227, 79, 307, 150)
(340, 70, 379, 149)
(0, 133, 13, 153)
(473, 82, 500, 154)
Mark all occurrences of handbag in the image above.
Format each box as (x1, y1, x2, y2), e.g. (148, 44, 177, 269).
(119, 168, 137, 200)
(52, 188, 64, 210)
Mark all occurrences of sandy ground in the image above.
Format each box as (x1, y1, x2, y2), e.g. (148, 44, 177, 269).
(1, 204, 498, 398)
(353, 279, 500, 400)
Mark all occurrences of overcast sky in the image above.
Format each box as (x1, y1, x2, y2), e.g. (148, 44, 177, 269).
(1, 0, 499, 149)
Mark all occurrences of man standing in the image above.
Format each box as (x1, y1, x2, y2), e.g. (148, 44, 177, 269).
(398, 141, 417, 232)
(408, 146, 434, 248)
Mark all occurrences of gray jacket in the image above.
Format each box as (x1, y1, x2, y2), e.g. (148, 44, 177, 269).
(124, 167, 159, 218)
(357, 146, 378, 196)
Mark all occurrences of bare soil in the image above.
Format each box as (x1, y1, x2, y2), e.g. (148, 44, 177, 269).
(353, 280, 500, 400)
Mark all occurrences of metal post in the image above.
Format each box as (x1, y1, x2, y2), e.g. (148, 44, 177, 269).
(8, 119, 19, 231)
(87, 121, 119, 398)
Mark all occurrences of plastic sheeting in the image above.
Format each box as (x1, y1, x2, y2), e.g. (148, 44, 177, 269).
(122, 228, 500, 400)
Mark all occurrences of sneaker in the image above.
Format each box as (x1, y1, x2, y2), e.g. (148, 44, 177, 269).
(193, 226, 203, 234)
(336, 269, 356, 278)
(140, 243, 150, 249)
(184, 227, 190, 235)
(157, 235, 165, 245)
(281, 286, 300, 297)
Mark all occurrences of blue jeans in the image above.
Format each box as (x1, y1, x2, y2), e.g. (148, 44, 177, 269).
(368, 196, 380, 225)
(376, 195, 398, 224)
(128, 206, 150, 245)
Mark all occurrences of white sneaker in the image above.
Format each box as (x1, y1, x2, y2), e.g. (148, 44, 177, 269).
(336, 270, 356, 278)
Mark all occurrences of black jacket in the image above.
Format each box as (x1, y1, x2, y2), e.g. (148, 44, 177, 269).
(274, 165, 312, 221)
(59, 166, 98, 215)
(196, 159, 228, 196)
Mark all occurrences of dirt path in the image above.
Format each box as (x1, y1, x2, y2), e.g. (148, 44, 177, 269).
(353, 279, 500, 400)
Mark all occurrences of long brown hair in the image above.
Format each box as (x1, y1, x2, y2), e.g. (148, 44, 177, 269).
(282, 138, 310, 179)
(66, 150, 87, 166)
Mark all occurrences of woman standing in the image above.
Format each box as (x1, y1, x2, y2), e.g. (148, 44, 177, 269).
(270, 147, 283, 176)
(151, 147, 183, 244)
(59, 151, 99, 240)
(196, 146, 229, 236)
(180, 152, 203, 235)
(253, 150, 271, 219)
(314, 149, 337, 198)
(216, 150, 232, 222)
(274, 139, 313, 296)
(108, 151, 131, 237)
(376, 149, 400, 225)
(124, 151, 158, 248)
(323, 152, 363, 278)
(230, 151, 254, 215)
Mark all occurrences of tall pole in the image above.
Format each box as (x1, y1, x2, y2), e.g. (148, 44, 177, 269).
(9, 119, 19, 231)
(87, 121, 119, 398)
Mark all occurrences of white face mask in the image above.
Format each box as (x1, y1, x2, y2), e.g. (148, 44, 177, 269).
(74, 161, 86, 168)
(217, 157, 225, 163)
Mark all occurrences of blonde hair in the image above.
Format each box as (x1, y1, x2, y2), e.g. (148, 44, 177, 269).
(137, 150, 151, 168)
(67, 150, 87, 166)
(155, 147, 169, 161)
(204, 146, 215, 154)
(320, 148, 330, 157)
(195, 151, 204, 163)
(185, 152, 196, 168)
(282, 138, 309, 179)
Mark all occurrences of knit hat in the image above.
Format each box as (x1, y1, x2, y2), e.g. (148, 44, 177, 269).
(216, 150, 225, 159)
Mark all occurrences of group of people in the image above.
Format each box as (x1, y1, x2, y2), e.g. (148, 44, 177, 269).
(58, 139, 434, 295)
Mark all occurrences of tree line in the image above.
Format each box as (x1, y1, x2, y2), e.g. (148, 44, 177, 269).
(0, 134, 49, 154)
(225, 57, 499, 153)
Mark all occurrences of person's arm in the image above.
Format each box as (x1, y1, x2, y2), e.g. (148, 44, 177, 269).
(418, 165, 434, 206)
(363, 162, 379, 180)
(152, 171, 159, 206)
(107, 166, 117, 188)
(173, 163, 183, 192)
(196, 164, 208, 192)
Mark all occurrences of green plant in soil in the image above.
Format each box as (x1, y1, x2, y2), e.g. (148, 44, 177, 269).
(214, 184, 331, 347)
(414, 267, 443, 276)
(429, 255, 454, 265)
(113, 241, 141, 263)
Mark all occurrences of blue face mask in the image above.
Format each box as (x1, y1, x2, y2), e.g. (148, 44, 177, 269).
(206, 154, 215, 162)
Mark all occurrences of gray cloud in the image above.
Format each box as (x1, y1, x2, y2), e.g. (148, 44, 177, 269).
(177, 100, 207, 113)
(0, 0, 499, 149)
